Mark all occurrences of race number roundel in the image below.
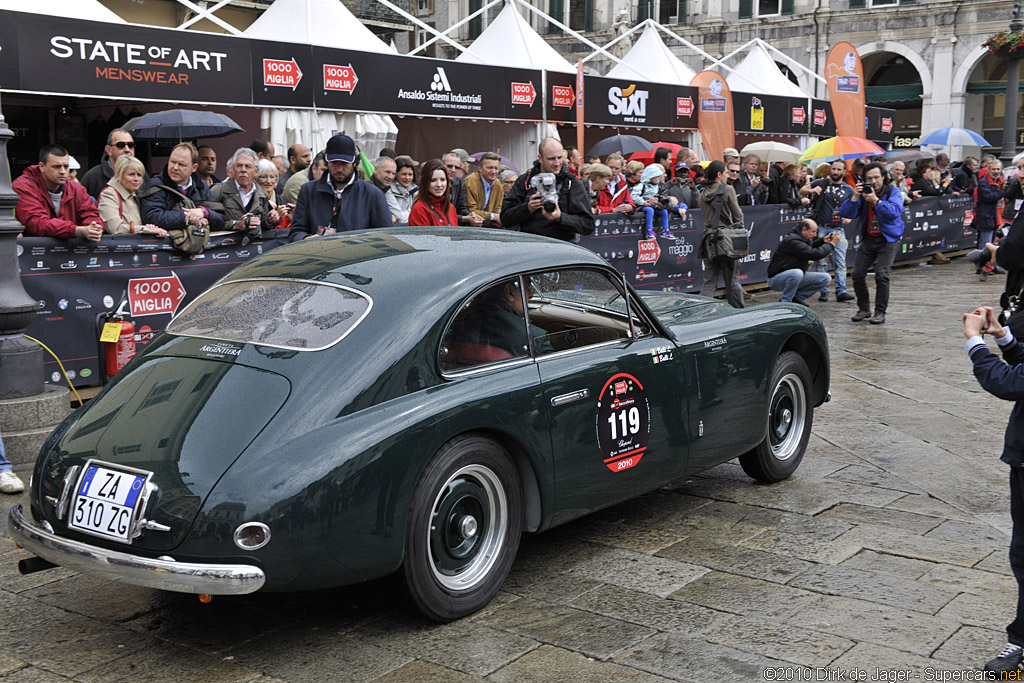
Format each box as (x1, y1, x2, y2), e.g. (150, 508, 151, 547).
(596, 373, 651, 472)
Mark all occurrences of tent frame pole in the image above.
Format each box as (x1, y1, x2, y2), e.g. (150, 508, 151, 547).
(173, 0, 242, 35)
(511, 0, 630, 71)
(408, 0, 505, 55)
(580, 18, 650, 64)
(374, 0, 491, 61)
(177, 0, 234, 30)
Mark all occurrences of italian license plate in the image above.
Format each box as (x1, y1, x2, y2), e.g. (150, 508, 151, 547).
(69, 461, 151, 543)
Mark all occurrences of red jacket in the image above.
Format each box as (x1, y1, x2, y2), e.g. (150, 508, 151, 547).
(14, 165, 101, 238)
(595, 180, 635, 214)
(408, 195, 458, 226)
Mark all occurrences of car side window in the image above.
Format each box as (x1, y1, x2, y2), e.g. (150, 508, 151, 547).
(527, 268, 650, 355)
(440, 277, 538, 372)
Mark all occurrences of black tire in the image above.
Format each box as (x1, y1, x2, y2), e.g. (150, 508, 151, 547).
(401, 435, 522, 622)
(739, 350, 813, 483)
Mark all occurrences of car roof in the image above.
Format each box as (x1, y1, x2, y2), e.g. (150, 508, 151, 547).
(220, 228, 610, 298)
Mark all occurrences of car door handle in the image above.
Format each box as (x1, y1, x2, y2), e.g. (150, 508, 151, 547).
(551, 389, 590, 406)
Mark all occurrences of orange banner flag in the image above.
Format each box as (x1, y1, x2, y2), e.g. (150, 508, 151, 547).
(689, 70, 735, 162)
(825, 42, 866, 139)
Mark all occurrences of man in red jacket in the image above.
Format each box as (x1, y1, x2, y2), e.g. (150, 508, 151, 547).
(13, 144, 102, 241)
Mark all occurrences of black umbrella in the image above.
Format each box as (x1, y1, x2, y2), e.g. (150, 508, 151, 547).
(123, 109, 244, 141)
(587, 134, 654, 158)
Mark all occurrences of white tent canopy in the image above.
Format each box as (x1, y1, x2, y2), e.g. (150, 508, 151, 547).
(245, 0, 397, 159)
(726, 43, 811, 99)
(0, 0, 125, 22)
(604, 25, 697, 85)
(455, 2, 574, 73)
(244, 0, 394, 53)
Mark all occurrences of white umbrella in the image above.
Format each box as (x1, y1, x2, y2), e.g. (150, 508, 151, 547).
(739, 141, 802, 163)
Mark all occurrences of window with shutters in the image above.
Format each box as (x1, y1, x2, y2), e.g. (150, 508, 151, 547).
(468, 0, 482, 39)
(757, 0, 780, 16)
(569, 0, 593, 31)
(547, 0, 564, 34)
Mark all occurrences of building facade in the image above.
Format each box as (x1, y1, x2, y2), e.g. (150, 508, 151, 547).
(402, 0, 1022, 151)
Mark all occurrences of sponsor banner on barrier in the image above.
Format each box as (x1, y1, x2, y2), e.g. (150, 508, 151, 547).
(19, 196, 973, 388)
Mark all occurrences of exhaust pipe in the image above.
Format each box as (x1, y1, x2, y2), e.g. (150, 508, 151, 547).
(18, 556, 58, 575)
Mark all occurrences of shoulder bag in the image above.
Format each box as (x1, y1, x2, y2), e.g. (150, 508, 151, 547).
(710, 185, 749, 259)
(140, 184, 210, 254)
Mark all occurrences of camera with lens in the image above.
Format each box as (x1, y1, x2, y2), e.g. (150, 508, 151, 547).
(530, 173, 559, 213)
(861, 183, 874, 195)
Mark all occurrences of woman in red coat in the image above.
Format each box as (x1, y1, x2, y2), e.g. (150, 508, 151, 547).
(408, 159, 458, 227)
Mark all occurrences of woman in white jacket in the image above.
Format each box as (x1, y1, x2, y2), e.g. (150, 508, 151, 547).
(387, 156, 418, 224)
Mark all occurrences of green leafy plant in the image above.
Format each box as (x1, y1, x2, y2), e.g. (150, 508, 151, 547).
(983, 31, 1024, 56)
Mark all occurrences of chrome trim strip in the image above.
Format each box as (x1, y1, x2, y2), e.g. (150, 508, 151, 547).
(442, 355, 536, 379)
(9, 506, 265, 595)
(551, 389, 590, 406)
(55, 465, 79, 521)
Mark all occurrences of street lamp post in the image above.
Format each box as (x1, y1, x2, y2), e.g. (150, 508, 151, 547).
(0, 91, 44, 399)
(1000, 0, 1024, 166)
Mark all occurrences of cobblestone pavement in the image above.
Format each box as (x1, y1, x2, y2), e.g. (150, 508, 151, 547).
(0, 256, 1017, 682)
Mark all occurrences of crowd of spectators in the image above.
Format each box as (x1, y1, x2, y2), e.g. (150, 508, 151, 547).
(13, 127, 1022, 313)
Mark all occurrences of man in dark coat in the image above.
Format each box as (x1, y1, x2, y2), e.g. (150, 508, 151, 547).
(288, 134, 391, 241)
(963, 306, 1024, 673)
(500, 137, 595, 242)
(81, 128, 145, 199)
(765, 219, 841, 304)
(443, 152, 481, 227)
(140, 142, 225, 231)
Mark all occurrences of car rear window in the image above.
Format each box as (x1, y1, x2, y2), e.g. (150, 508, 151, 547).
(167, 278, 371, 351)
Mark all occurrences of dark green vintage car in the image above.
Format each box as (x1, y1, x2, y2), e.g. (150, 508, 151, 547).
(11, 228, 829, 621)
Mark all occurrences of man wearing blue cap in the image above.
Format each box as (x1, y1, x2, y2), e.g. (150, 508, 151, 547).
(289, 134, 391, 241)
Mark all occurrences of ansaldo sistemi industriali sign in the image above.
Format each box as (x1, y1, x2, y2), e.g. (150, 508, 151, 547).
(0, 10, 545, 121)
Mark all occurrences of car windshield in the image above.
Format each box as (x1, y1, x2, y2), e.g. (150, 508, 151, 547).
(167, 278, 371, 351)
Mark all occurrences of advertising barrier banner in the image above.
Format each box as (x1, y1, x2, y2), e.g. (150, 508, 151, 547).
(18, 196, 974, 389)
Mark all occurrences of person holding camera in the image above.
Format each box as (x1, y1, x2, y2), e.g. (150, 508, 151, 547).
(841, 161, 906, 325)
(962, 305, 1024, 673)
(500, 137, 594, 241)
(765, 219, 840, 305)
(807, 160, 856, 303)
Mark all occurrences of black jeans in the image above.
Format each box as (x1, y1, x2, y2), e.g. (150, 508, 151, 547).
(1009, 467, 1024, 645)
(700, 256, 745, 309)
(852, 236, 897, 314)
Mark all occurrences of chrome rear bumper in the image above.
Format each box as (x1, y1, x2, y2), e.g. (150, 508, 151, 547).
(8, 505, 265, 595)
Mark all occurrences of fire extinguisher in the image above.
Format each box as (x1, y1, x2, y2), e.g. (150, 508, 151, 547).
(100, 296, 136, 379)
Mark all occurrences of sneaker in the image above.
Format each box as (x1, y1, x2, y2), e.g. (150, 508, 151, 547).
(645, 229, 656, 240)
(0, 471, 25, 494)
(852, 309, 872, 322)
(869, 311, 886, 325)
(818, 292, 828, 302)
(980, 271, 989, 281)
(660, 228, 676, 239)
(985, 644, 1023, 672)
(836, 292, 856, 302)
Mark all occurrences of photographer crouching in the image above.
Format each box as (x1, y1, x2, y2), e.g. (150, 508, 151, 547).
(500, 138, 595, 241)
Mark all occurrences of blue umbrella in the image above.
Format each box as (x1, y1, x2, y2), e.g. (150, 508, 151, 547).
(918, 127, 991, 147)
(123, 109, 244, 141)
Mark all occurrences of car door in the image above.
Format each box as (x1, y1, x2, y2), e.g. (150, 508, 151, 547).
(529, 267, 690, 523)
